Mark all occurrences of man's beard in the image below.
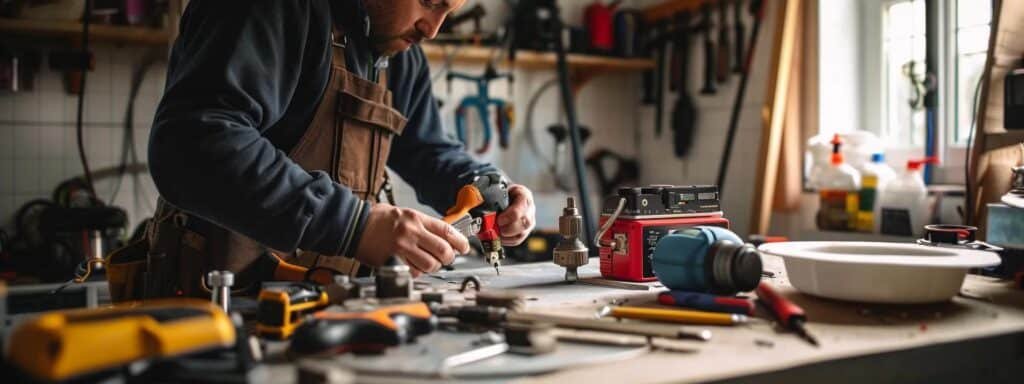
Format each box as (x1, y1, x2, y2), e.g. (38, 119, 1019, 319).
(372, 32, 421, 56)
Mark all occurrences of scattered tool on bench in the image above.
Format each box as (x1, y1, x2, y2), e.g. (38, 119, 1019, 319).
(598, 305, 749, 326)
(553, 197, 590, 282)
(756, 282, 819, 347)
(256, 282, 330, 340)
(6, 299, 238, 382)
(207, 270, 234, 312)
(437, 305, 712, 342)
(658, 290, 755, 315)
(443, 172, 511, 274)
(289, 302, 438, 356)
(376, 256, 414, 300)
(441, 341, 510, 375)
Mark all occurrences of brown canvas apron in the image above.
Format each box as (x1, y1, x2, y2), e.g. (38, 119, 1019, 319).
(115, 25, 407, 300)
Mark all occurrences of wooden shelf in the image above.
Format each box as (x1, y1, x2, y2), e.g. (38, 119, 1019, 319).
(643, 0, 717, 23)
(421, 44, 653, 91)
(422, 43, 653, 72)
(0, 17, 170, 45)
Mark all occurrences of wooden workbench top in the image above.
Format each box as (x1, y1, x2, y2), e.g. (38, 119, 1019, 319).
(476, 255, 1024, 383)
(267, 255, 1024, 383)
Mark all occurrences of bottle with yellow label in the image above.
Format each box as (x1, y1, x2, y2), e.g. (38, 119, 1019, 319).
(816, 134, 861, 231)
(855, 153, 896, 232)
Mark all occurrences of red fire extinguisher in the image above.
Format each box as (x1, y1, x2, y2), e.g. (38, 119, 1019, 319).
(585, 0, 621, 53)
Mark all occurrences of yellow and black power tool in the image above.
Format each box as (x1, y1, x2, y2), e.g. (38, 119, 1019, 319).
(5, 298, 236, 382)
(255, 282, 330, 340)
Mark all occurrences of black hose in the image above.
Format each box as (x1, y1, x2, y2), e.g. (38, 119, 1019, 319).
(550, 6, 596, 254)
(76, 0, 97, 199)
(963, 74, 984, 224)
(716, 0, 764, 196)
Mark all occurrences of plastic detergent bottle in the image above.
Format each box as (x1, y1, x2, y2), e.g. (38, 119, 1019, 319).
(816, 135, 861, 231)
(876, 157, 936, 237)
(855, 153, 897, 232)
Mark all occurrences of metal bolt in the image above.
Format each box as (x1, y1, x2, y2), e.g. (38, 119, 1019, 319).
(206, 270, 234, 312)
(553, 197, 589, 282)
(376, 258, 412, 300)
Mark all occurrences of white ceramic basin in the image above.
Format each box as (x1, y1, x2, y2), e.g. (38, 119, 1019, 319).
(758, 242, 1001, 304)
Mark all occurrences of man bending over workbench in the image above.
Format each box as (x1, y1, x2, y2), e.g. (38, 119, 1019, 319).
(136, 0, 535, 298)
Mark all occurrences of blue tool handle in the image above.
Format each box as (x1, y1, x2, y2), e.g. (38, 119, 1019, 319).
(492, 100, 510, 149)
(473, 99, 492, 154)
(658, 291, 754, 315)
(455, 104, 468, 146)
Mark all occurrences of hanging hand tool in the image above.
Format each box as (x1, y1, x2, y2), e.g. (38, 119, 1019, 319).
(717, 0, 732, 83)
(648, 21, 671, 137)
(443, 172, 510, 274)
(597, 305, 749, 326)
(289, 302, 437, 356)
(6, 299, 236, 382)
(255, 282, 330, 340)
(671, 12, 698, 157)
(756, 282, 819, 347)
(699, 4, 717, 95)
(658, 290, 755, 315)
(732, 0, 746, 74)
(449, 63, 514, 154)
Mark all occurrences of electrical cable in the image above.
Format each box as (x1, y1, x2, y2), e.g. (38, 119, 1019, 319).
(523, 78, 559, 170)
(75, 0, 97, 199)
(109, 49, 161, 211)
(550, 6, 596, 254)
(963, 73, 984, 224)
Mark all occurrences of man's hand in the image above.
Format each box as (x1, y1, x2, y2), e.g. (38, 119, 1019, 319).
(355, 203, 470, 277)
(496, 184, 536, 246)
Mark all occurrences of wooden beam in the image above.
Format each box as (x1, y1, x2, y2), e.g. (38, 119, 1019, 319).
(643, 0, 714, 23)
(0, 17, 169, 45)
(750, 0, 802, 235)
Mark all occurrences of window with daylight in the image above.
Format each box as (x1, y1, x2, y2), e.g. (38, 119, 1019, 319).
(879, 0, 992, 150)
(882, 0, 927, 148)
(951, 0, 991, 145)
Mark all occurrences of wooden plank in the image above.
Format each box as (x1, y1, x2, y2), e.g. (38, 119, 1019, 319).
(750, 0, 801, 235)
(643, 0, 713, 23)
(420, 44, 654, 72)
(0, 17, 169, 45)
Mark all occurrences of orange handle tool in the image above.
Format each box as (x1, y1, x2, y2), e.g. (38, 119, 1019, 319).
(443, 184, 485, 224)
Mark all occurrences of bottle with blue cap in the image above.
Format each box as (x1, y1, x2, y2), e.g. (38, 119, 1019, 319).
(652, 226, 762, 295)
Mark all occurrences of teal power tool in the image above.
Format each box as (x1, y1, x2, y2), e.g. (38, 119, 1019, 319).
(448, 63, 514, 154)
(652, 226, 762, 295)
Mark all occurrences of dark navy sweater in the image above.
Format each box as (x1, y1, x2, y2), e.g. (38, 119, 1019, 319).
(149, 0, 494, 257)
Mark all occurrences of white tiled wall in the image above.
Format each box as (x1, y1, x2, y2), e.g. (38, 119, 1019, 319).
(0, 43, 166, 234)
(1, 0, 776, 241)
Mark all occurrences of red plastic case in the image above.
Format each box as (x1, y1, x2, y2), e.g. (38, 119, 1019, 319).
(598, 215, 730, 281)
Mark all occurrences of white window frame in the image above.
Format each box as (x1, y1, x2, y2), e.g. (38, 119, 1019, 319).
(851, 0, 989, 185)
